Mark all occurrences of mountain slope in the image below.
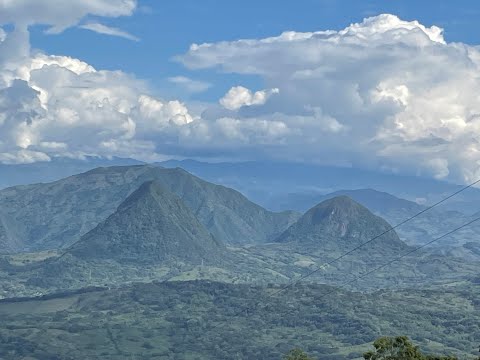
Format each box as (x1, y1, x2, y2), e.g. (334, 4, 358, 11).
(159, 159, 480, 214)
(0, 211, 24, 254)
(0, 156, 143, 190)
(69, 181, 224, 264)
(0, 165, 299, 253)
(276, 196, 409, 254)
(274, 188, 425, 214)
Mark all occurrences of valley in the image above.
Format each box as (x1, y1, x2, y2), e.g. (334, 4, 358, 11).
(0, 164, 478, 359)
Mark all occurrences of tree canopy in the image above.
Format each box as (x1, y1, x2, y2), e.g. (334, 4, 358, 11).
(363, 336, 457, 360)
(283, 348, 315, 360)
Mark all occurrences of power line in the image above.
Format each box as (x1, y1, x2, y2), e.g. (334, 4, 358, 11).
(207, 178, 480, 329)
(262, 214, 480, 319)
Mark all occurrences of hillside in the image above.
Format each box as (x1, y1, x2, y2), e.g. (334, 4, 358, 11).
(276, 196, 409, 255)
(69, 181, 225, 265)
(159, 159, 480, 214)
(0, 165, 299, 253)
(0, 157, 143, 190)
(0, 280, 477, 360)
(0, 211, 23, 254)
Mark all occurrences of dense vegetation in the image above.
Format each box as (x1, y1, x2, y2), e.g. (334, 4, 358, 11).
(0, 281, 478, 359)
(0, 165, 478, 359)
(0, 165, 298, 253)
(363, 336, 458, 359)
(286, 337, 464, 360)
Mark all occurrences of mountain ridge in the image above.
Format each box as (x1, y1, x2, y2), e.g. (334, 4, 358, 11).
(276, 196, 409, 255)
(69, 180, 225, 265)
(0, 165, 299, 253)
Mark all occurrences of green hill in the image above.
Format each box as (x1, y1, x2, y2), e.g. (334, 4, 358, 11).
(276, 196, 408, 255)
(0, 165, 299, 253)
(69, 181, 225, 265)
(0, 211, 23, 254)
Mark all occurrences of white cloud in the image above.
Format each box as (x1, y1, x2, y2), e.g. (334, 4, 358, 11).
(80, 23, 139, 42)
(0, 0, 137, 33)
(176, 14, 480, 183)
(0, 149, 51, 164)
(3, 10, 480, 185)
(168, 76, 211, 93)
(219, 86, 279, 110)
(0, 27, 196, 163)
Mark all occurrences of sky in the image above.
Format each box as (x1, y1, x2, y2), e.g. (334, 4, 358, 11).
(1, 0, 480, 184)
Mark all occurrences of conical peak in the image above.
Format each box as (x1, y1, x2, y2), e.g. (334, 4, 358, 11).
(118, 180, 171, 211)
(69, 180, 225, 264)
(306, 196, 369, 225)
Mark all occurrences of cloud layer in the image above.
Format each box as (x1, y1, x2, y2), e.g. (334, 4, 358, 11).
(0, 0, 137, 33)
(2, 11, 480, 184)
(178, 14, 480, 182)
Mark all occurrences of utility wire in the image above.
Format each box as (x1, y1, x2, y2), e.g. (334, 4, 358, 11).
(207, 178, 480, 328)
(257, 214, 480, 319)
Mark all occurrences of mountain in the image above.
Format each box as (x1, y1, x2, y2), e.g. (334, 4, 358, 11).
(0, 211, 23, 254)
(273, 188, 425, 214)
(309, 190, 480, 256)
(276, 196, 409, 254)
(0, 156, 143, 190)
(159, 159, 480, 214)
(69, 181, 225, 265)
(0, 165, 298, 253)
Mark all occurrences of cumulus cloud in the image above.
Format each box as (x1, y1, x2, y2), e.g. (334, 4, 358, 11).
(177, 14, 480, 183)
(3, 10, 480, 185)
(0, 0, 137, 33)
(79, 23, 140, 42)
(219, 86, 279, 110)
(0, 25, 196, 163)
(168, 76, 211, 93)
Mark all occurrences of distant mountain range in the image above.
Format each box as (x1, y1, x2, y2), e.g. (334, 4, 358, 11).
(159, 159, 480, 214)
(3, 158, 480, 214)
(0, 161, 478, 359)
(0, 165, 298, 254)
(0, 168, 477, 300)
(0, 156, 143, 190)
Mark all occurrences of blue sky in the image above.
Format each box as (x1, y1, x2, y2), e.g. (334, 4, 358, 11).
(2, 0, 480, 183)
(29, 0, 480, 101)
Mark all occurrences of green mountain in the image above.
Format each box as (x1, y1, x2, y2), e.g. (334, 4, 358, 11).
(0, 165, 299, 253)
(69, 181, 225, 265)
(159, 159, 480, 214)
(276, 196, 409, 254)
(0, 211, 23, 254)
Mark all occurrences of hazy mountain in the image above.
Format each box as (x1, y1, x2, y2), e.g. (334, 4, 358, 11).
(273, 188, 425, 214)
(159, 159, 480, 214)
(69, 181, 225, 265)
(0, 165, 298, 253)
(302, 189, 480, 257)
(276, 196, 409, 255)
(0, 156, 143, 190)
(0, 211, 23, 254)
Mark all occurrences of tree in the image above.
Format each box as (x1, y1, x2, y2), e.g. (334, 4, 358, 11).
(283, 348, 314, 360)
(363, 336, 457, 360)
